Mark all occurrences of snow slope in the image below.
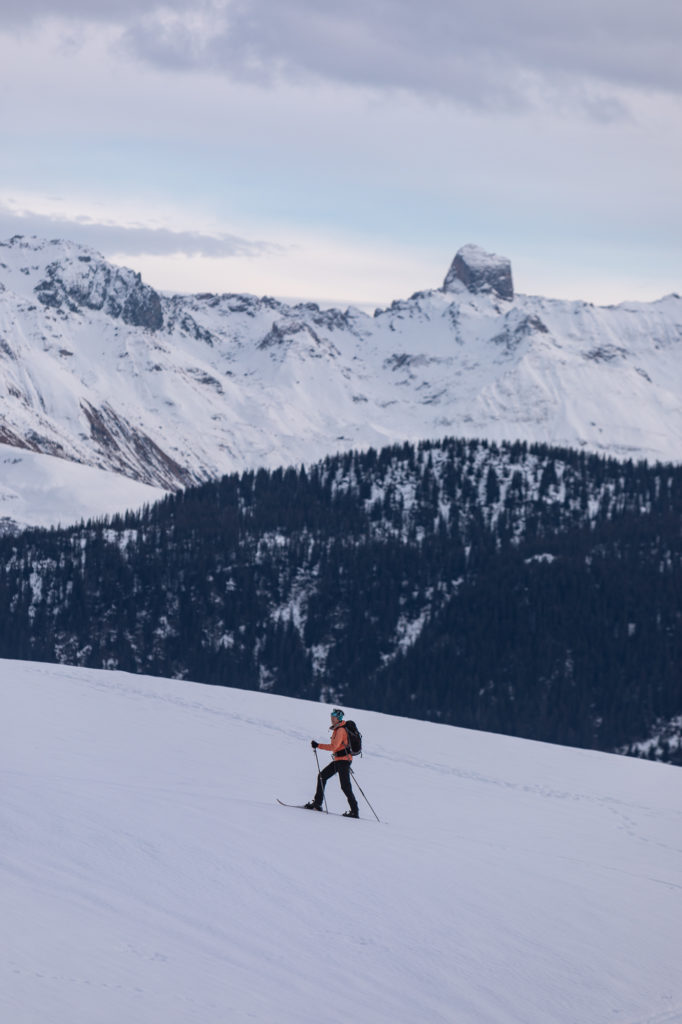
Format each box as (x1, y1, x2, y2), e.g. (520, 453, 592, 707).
(0, 444, 167, 532)
(2, 235, 682, 530)
(3, 660, 681, 1024)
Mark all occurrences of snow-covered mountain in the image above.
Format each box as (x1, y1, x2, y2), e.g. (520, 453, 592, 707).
(1, 233, 681, 529)
(4, 659, 681, 1024)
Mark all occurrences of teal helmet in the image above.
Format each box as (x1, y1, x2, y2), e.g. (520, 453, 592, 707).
(331, 708, 344, 721)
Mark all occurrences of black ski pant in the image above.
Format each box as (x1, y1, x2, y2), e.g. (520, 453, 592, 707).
(315, 759, 358, 814)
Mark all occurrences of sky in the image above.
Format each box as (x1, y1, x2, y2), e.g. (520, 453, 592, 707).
(0, 0, 681, 308)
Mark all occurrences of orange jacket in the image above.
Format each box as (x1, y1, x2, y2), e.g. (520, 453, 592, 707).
(317, 722, 352, 761)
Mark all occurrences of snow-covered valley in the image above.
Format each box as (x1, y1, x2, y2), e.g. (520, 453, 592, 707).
(1, 235, 682, 531)
(3, 660, 681, 1024)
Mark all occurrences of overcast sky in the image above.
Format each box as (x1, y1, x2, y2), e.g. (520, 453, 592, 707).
(1, 0, 680, 306)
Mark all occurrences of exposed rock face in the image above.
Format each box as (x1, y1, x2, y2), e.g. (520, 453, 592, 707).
(443, 244, 514, 301)
(35, 253, 164, 330)
(80, 401, 197, 488)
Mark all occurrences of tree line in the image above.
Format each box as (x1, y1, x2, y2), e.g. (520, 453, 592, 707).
(1, 436, 681, 762)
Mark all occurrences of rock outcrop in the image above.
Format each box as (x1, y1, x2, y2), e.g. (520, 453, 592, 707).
(443, 244, 514, 301)
(34, 249, 164, 330)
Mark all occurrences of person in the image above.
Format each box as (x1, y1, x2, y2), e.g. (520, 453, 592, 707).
(305, 708, 359, 818)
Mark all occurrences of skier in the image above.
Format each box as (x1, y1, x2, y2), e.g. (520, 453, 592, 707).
(306, 708, 359, 818)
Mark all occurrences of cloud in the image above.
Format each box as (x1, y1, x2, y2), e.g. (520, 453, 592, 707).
(0, 203, 278, 260)
(0, 0, 187, 25)
(105, 1, 682, 111)
(3, 1, 681, 114)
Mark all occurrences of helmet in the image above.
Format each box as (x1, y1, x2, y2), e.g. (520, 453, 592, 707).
(331, 708, 344, 721)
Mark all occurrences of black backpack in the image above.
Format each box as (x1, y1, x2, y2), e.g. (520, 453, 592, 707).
(344, 720, 362, 757)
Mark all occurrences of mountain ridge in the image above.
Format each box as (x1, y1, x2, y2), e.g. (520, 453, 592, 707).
(1, 234, 682, 530)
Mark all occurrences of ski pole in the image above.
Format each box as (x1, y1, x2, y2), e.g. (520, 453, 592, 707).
(350, 767, 380, 822)
(314, 747, 328, 814)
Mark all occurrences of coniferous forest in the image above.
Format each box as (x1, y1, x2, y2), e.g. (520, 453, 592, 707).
(1, 437, 681, 762)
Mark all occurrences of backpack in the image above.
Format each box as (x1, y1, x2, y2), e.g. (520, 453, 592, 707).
(344, 720, 362, 757)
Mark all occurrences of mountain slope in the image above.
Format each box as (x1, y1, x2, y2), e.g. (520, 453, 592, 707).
(3, 436, 682, 760)
(1, 234, 682, 529)
(0, 443, 166, 533)
(3, 659, 681, 1024)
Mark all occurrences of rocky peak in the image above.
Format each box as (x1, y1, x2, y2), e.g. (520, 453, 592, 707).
(3, 237, 166, 331)
(442, 244, 514, 302)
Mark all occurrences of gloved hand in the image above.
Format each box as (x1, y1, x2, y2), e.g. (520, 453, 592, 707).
(311, 740, 318, 749)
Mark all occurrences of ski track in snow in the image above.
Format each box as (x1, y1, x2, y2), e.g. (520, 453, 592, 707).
(2, 659, 682, 1024)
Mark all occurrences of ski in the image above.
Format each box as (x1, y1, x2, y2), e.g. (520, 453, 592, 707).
(276, 799, 359, 819)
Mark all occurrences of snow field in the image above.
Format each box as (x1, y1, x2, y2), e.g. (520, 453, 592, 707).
(2, 660, 681, 1024)
(0, 444, 167, 532)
